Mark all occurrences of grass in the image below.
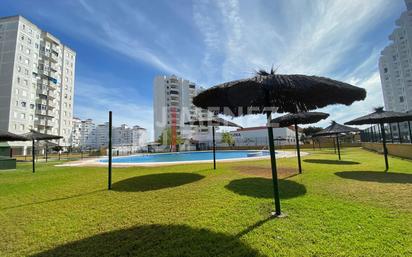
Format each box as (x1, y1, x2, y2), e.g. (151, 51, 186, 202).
(1, 147, 411, 257)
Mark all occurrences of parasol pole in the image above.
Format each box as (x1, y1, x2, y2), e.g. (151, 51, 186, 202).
(32, 139, 35, 173)
(336, 134, 341, 160)
(294, 122, 302, 174)
(108, 111, 112, 190)
(397, 122, 402, 143)
(45, 143, 48, 163)
(212, 126, 216, 170)
(380, 123, 389, 172)
(266, 112, 281, 216)
(389, 124, 394, 143)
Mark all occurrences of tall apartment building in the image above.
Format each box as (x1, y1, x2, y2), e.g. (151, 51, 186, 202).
(153, 75, 212, 144)
(0, 16, 76, 153)
(379, 0, 412, 113)
(379, 0, 412, 139)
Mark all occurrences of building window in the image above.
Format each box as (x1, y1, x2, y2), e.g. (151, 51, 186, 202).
(21, 101, 26, 107)
(400, 96, 404, 103)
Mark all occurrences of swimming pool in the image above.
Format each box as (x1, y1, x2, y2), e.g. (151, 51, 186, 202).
(100, 150, 271, 164)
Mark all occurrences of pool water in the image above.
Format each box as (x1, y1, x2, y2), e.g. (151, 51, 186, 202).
(100, 150, 271, 163)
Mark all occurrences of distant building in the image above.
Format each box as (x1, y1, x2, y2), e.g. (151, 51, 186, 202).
(0, 15, 76, 154)
(153, 75, 212, 147)
(195, 126, 303, 148)
(379, 0, 412, 139)
(70, 117, 82, 148)
(69, 118, 147, 150)
(229, 126, 303, 147)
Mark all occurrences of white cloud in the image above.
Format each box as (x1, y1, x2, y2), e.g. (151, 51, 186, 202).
(33, 0, 403, 137)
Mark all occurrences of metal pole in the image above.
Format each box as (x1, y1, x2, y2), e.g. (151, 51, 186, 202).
(377, 125, 381, 142)
(294, 122, 302, 174)
(408, 121, 412, 143)
(45, 144, 48, 163)
(212, 126, 216, 170)
(266, 112, 281, 216)
(32, 139, 35, 173)
(397, 122, 402, 143)
(389, 123, 394, 143)
(108, 111, 112, 190)
(380, 123, 389, 171)
(333, 136, 336, 154)
(336, 135, 341, 160)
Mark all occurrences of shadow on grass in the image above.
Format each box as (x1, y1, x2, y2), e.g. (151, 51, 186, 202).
(225, 178, 306, 199)
(335, 171, 412, 184)
(31, 224, 266, 257)
(303, 159, 360, 165)
(112, 173, 204, 192)
(2, 189, 105, 211)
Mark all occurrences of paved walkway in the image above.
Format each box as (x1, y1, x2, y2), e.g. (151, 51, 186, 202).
(57, 150, 309, 167)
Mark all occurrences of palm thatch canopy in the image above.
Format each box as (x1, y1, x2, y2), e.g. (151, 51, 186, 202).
(193, 71, 366, 117)
(23, 130, 63, 141)
(184, 117, 241, 127)
(313, 121, 359, 137)
(0, 130, 29, 142)
(345, 107, 412, 125)
(270, 112, 329, 127)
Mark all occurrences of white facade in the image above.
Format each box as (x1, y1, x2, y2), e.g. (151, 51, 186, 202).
(153, 75, 212, 143)
(70, 117, 82, 148)
(69, 118, 147, 150)
(379, 0, 412, 139)
(379, 0, 412, 113)
(229, 126, 302, 147)
(0, 15, 76, 152)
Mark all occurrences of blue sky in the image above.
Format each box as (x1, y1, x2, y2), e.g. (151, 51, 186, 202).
(1, 0, 406, 139)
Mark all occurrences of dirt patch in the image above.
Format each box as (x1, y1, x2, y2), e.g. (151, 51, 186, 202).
(234, 165, 298, 179)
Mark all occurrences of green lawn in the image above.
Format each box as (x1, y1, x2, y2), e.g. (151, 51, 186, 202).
(1, 147, 411, 257)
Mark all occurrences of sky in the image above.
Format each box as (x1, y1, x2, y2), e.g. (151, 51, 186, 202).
(1, 0, 406, 140)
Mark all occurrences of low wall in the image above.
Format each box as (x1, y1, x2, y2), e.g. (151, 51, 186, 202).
(215, 143, 360, 151)
(362, 142, 412, 159)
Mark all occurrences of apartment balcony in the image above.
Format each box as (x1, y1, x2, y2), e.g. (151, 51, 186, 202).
(44, 32, 60, 45)
(35, 109, 54, 118)
(48, 91, 58, 100)
(36, 88, 48, 96)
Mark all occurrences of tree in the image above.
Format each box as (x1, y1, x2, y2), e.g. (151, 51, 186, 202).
(221, 132, 234, 146)
(302, 126, 323, 137)
(157, 128, 183, 146)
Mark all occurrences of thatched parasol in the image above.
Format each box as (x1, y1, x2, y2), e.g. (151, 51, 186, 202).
(193, 70, 366, 116)
(0, 130, 29, 142)
(270, 112, 329, 173)
(345, 107, 412, 171)
(185, 117, 241, 170)
(23, 130, 62, 173)
(312, 121, 358, 160)
(193, 70, 366, 216)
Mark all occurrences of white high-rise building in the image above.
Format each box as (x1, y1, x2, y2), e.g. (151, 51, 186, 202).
(153, 75, 212, 144)
(0, 16, 76, 153)
(379, 0, 412, 113)
(70, 117, 82, 148)
(379, 0, 412, 140)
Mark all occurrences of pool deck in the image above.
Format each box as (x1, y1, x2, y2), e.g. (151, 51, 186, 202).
(57, 150, 309, 167)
